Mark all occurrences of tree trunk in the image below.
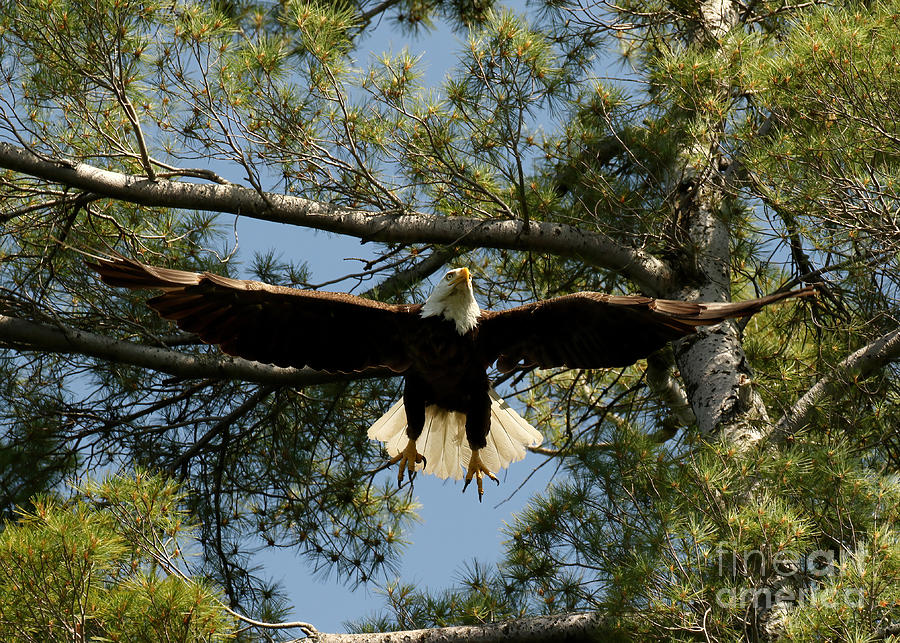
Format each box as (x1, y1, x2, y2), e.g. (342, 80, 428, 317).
(664, 0, 773, 447)
(670, 183, 771, 444)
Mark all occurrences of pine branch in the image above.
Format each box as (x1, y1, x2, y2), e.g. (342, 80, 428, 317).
(774, 327, 900, 440)
(303, 612, 609, 643)
(876, 622, 900, 640)
(358, 0, 405, 26)
(368, 247, 459, 299)
(0, 141, 673, 294)
(645, 348, 696, 428)
(0, 313, 389, 386)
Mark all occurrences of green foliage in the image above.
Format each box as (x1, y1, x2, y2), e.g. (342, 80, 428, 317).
(349, 561, 530, 633)
(741, 2, 900, 256)
(474, 435, 899, 640)
(389, 0, 497, 33)
(0, 366, 77, 520)
(284, 0, 358, 64)
(0, 471, 234, 641)
(2, 0, 900, 638)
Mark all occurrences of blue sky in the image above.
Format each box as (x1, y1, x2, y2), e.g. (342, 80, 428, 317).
(234, 2, 564, 633)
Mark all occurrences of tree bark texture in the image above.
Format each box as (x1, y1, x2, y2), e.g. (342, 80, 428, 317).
(0, 313, 386, 387)
(0, 142, 673, 295)
(661, 0, 774, 446)
(307, 612, 614, 643)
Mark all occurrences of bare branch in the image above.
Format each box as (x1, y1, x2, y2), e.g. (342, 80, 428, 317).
(0, 141, 674, 294)
(645, 348, 696, 427)
(358, 0, 404, 26)
(774, 327, 900, 440)
(114, 83, 155, 180)
(306, 612, 609, 643)
(368, 246, 459, 298)
(0, 313, 389, 387)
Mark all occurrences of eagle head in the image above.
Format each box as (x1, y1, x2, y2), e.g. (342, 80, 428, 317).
(421, 267, 481, 334)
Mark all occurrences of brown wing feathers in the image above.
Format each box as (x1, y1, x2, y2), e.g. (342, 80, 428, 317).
(649, 287, 817, 325)
(90, 253, 815, 376)
(89, 255, 203, 290)
(88, 253, 417, 373)
(479, 293, 692, 372)
(479, 287, 816, 372)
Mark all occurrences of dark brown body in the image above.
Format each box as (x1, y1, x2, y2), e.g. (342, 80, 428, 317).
(402, 316, 491, 449)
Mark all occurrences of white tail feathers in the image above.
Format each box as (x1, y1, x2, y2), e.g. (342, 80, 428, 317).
(367, 390, 542, 480)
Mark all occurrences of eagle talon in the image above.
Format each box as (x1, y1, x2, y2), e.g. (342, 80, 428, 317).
(388, 439, 426, 485)
(463, 450, 499, 501)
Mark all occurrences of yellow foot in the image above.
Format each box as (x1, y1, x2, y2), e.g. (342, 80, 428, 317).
(387, 439, 426, 486)
(462, 449, 499, 502)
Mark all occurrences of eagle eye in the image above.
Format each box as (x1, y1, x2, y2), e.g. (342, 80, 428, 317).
(445, 273, 454, 281)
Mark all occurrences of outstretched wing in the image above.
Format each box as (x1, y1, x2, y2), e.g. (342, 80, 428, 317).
(89, 253, 421, 373)
(477, 288, 815, 372)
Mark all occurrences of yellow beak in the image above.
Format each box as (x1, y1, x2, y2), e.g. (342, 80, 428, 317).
(453, 268, 471, 285)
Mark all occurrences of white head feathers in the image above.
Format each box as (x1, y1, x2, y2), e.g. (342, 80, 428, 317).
(421, 267, 481, 334)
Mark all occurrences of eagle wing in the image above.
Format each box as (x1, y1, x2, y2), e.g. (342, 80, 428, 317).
(477, 288, 815, 372)
(89, 254, 420, 373)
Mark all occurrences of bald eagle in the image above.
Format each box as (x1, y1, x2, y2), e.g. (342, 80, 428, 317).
(90, 254, 814, 499)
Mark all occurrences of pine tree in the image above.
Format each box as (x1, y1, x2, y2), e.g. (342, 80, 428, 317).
(0, 471, 234, 641)
(1, 0, 899, 640)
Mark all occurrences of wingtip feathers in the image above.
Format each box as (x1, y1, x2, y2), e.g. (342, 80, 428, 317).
(88, 252, 202, 290)
(654, 284, 818, 326)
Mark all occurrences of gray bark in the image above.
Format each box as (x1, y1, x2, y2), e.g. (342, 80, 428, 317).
(302, 612, 610, 643)
(700, 0, 738, 39)
(774, 327, 900, 440)
(645, 349, 696, 427)
(0, 313, 385, 386)
(664, 0, 773, 445)
(669, 177, 771, 443)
